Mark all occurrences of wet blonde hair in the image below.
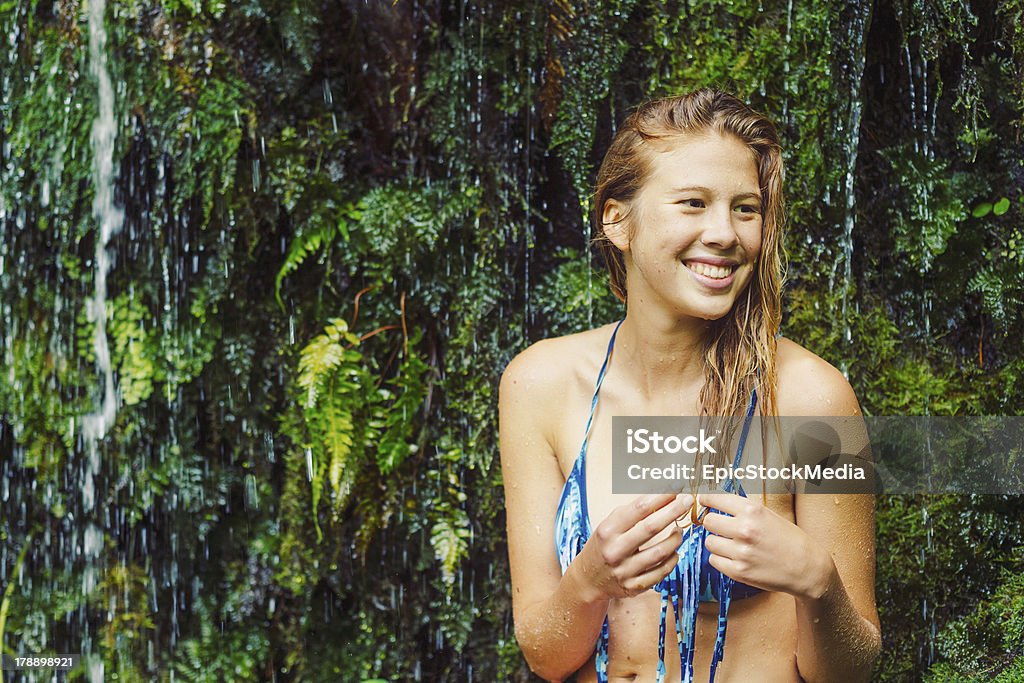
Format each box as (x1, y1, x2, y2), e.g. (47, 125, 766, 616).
(592, 88, 786, 420)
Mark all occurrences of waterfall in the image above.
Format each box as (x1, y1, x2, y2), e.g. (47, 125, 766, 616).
(834, 0, 872, 359)
(81, 0, 122, 679)
(82, 0, 122, 462)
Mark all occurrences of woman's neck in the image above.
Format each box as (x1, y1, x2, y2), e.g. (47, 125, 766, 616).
(613, 307, 710, 402)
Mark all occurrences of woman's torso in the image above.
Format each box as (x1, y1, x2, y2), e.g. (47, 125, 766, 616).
(549, 322, 803, 683)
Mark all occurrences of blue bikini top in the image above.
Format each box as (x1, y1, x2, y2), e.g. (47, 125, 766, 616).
(553, 318, 762, 683)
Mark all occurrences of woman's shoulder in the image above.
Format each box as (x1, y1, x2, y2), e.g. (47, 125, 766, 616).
(500, 322, 620, 402)
(499, 322, 622, 456)
(774, 337, 862, 417)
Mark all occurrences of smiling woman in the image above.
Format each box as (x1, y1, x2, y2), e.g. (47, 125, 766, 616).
(500, 89, 881, 683)
(601, 132, 764, 320)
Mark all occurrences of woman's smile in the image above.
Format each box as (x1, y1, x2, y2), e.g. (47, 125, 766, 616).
(682, 257, 739, 289)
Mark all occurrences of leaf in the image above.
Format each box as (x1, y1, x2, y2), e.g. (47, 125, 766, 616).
(297, 323, 346, 409)
(972, 202, 993, 218)
(375, 340, 430, 474)
(323, 391, 355, 500)
(275, 220, 336, 311)
(993, 197, 1010, 216)
(296, 318, 370, 539)
(275, 202, 361, 311)
(430, 512, 470, 589)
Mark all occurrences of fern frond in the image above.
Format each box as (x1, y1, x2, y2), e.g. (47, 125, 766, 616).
(376, 346, 430, 474)
(430, 511, 469, 589)
(275, 216, 350, 311)
(322, 391, 355, 504)
(297, 318, 349, 408)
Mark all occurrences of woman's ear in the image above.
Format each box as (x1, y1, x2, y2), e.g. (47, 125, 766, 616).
(602, 199, 631, 252)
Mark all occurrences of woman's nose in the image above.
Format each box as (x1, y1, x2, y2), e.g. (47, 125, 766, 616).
(699, 206, 739, 249)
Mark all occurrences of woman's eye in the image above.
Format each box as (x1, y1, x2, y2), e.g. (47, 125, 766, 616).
(680, 199, 705, 209)
(734, 204, 761, 215)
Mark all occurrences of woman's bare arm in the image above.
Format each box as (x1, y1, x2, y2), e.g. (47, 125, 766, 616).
(500, 343, 608, 680)
(500, 342, 691, 681)
(788, 356, 881, 683)
(700, 345, 881, 682)
(791, 491, 880, 683)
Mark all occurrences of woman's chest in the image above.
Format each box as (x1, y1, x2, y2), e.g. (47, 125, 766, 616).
(556, 402, 795, 533)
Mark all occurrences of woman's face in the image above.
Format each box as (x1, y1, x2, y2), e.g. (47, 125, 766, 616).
(609, 130, 763, 321)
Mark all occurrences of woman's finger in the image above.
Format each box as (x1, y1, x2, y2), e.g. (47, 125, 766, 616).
(699, 509, 742, 538)
(697, 492, 750, 516)
(629, 543, 684, 594)
(703, 530, 740, 560)
(706, 551, 748, 585)
(624, 527, 682, 575)
(620, 493, 693, 549)
(601, 493, 681, 535)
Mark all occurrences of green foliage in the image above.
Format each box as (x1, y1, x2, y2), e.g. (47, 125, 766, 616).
(376, 348, 431, 474)
(108, 293, 159, 406)
(881, 147, 968, 272)
(276, 202, 359, 309)
(965, 189, 1024, 332)
(347, 182, 487, 297)
(3, 1, 1023, 681)
(1, 333, 77, 474)
(924, 559, 1024, 681)
(784, 286, 969, 416)
(969, 267, 1024, 328)
(1000, 0, 1024, 129)
(159, 0, 227, 19)
(927, 659, 1024, 683)
(548, 0, 640, 199)
(296, 317, 365, 538)
(431, 509, 470, 589)
(95, 562, 154, 681)
(295, 317, 430, 540)
(534, 248, 624, 335)
(173, 598, 269, 682)
(423, 34, 489, 172)
(0, 11, 94, 247)
(875, 496, 1024, 682)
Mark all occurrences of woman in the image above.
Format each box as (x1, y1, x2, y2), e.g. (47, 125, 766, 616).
(499, 89, 881, 683)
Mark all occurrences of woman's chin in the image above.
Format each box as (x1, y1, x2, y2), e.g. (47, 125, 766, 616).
(667, 305, 730, 322)
(697, 309, 730, 321)
(679, 297, 736, 322)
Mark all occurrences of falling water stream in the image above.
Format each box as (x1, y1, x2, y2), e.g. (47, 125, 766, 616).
(835, 0, 872, 359)
(81, 0, 121, 679)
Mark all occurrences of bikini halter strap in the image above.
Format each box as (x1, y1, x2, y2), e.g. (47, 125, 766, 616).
(581, 318, 625, 453)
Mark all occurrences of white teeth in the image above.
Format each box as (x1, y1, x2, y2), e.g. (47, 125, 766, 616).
(686, 262, 734, 279)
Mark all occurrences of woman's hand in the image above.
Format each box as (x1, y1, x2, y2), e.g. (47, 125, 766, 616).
(575, 493, 694, 602)
(699, 492, 838, 600)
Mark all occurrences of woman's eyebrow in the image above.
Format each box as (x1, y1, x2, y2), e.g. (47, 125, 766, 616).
(671, 185, 714, 194)
(670, 186, 761, 202)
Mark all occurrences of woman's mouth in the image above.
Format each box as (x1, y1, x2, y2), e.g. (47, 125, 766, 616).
(683, 260, 738, 288)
